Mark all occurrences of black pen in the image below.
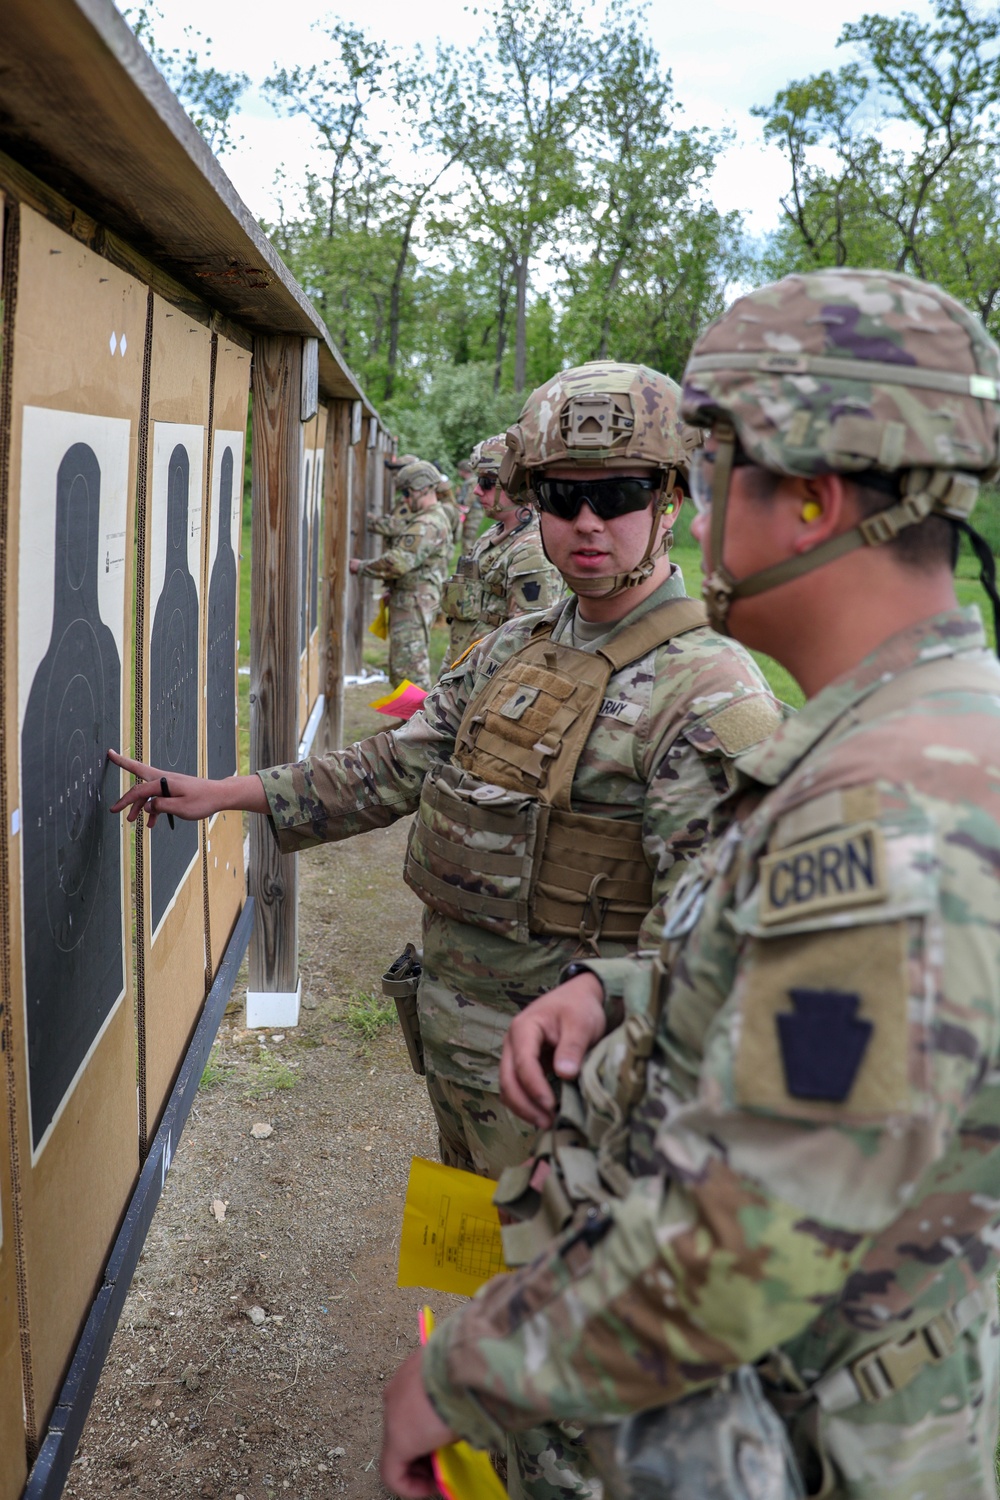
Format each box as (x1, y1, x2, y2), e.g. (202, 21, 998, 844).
(160, 776, 175, 830)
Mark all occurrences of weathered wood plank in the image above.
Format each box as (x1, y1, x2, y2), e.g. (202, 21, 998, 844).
(248, 336, 302, 994)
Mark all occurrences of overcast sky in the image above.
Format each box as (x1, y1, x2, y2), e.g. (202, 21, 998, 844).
(123, 0, 936, 235)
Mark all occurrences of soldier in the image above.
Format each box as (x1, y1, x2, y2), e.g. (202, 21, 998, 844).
(435, 472, 463, 547)
(441, 432, 564, 670)
(370, 453, 420, 540)
(110, 361, 784, 1500)
(350, 459, 452, 690)
(379, 271, 1000, 1500)
(110, 361, 782, 1174)
(458, 457, 486, 552)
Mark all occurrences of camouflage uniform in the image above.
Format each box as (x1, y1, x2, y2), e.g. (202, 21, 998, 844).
(422, 608, 1000, 1500)
(358, 497, 452, 689)
(259, 566, 781, 1182)
(415, 274, 1000, 1499)
(462, 495, 486, 552)
(442, 512, 565, 668)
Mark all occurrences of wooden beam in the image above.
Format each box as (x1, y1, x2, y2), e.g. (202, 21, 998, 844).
(248, 335, 302, 997)
(317, 401, 352, 755)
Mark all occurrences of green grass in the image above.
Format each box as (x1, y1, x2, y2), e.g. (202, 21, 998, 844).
(199, 1044, 234, 1090)
(344, 990, 397, 1044)
(243, 1051, 297, 1098)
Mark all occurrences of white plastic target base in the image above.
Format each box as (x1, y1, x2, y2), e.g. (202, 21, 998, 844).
(246, 981, 301, 1030)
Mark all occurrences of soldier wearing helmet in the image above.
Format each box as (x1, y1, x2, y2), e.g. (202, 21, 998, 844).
(109, 361, 784, 1497)
(349, 460, 452, 690)
(380, 273, 1000, 1500)
(439, 433, 564, 670)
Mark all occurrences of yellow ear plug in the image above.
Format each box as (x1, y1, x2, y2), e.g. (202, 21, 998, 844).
(801, 501, 822, 522)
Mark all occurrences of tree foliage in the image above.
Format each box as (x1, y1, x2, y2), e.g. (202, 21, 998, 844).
(756, 0, 1000, 333)
(125, 4, 248, 155)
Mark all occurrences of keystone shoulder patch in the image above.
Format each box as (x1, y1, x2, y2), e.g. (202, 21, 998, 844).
(758, 821, 887, 926)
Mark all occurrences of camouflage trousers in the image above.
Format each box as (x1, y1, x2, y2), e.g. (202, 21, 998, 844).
(424, 1069, 537, 1179)
(388, 582, 440, 689)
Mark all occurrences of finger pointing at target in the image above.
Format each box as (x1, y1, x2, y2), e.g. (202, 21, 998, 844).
(106, 749, 269, 823)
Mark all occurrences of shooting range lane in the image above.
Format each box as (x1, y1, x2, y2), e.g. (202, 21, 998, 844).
(203, 336, 251, 976)
(5, 203, 141, 1438)
(138, 297, 212, 1135)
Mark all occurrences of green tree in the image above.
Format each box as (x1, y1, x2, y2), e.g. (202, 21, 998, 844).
(555, 14, 744, 374)
(756, 0, 1000, 331)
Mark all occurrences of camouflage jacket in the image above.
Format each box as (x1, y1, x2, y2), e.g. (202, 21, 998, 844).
(259, 569, 784, 1090)
(359, 502, 452, 594)
(461, 496, 485, 553)
(421, 607, 1000, 1498)
(444, 513, 565, 665)
(370, 503, 410, 538)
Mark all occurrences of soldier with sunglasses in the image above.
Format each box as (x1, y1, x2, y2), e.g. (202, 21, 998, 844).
(440, 432, 564, 671)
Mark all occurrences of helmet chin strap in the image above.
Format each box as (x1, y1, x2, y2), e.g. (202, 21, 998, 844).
(549, 470, 679, 600)
(702, 422, 980, 634)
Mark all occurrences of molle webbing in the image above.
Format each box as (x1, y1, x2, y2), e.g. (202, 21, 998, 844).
(455, 596, 707, 811)
(531, 809, 652, 942)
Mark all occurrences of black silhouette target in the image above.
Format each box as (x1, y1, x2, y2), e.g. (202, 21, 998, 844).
(21, 441, 123, 1149)
(206, 445, 238, 780)
(149, 442, 199, 932)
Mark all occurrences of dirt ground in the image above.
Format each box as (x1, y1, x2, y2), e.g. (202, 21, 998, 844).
(65, 682, 461, 1500)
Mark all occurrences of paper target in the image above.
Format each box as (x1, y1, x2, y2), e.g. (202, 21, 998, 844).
(18, 409, 129, 1157)
(206, 433, 241, 781)
(149, 423, 203, 937)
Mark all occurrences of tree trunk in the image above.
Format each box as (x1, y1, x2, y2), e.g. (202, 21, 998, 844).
(514, 251, 529, 393)
(386, 215, 416, 401)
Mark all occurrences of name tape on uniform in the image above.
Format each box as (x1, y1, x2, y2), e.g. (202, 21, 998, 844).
(758, 821, 888, 926)
(598, 697, 642, 726)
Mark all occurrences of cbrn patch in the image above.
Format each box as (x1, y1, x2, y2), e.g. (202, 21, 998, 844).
(758, 821, 887, 926)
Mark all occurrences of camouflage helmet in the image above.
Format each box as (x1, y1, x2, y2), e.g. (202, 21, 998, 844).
(385, 450, 419, 472)
(680, 269, 1000, 631)
(394, 460, 441, 494)
(470, 434, 508, 476)
(499, 361, 701, 497)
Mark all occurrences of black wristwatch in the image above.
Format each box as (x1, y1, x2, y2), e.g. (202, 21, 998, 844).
(562, 962, 594, 982)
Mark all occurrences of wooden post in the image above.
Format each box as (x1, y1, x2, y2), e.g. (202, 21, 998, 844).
(317, 399, 352, 755)
(247, 335, 302, 1022)
(346, 420, 368, 674)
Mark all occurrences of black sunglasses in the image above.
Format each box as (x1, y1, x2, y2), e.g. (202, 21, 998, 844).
(530, 476, 658, 521)
(477, 472, 498, 492)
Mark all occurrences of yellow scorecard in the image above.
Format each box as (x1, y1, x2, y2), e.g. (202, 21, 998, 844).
(369, 599, 390, 639)
(398, 1156, 509, 1297)
(419, 1306, 507, 1500)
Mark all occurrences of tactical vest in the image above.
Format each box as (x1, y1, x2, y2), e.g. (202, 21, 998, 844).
(440, 553, 506, 626)
(403, 595, 707, 948)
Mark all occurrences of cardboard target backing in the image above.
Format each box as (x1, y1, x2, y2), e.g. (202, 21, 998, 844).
(4, 203, 140, 1428)
(140, 294, 210, 1133)
(306, 404, 328, 720)
(0, 1060, 26, 1500)
(204, 336, 249, 975)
